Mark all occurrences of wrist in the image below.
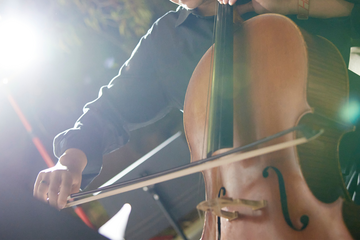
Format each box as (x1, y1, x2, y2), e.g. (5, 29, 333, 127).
(308, 0, 354, 18)
(59, 148, 88, 173)
(297, 0, 310, 19)
(285, 0, 354, 18)
(287, 0, 301, 15)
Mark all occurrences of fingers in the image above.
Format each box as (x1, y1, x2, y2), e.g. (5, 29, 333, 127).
(218, 0, 255, 16)
(48, 171, 62, 209)
(218, 0, 239, 6)
(49, 170, 77, 209)
(58, 173, 76, 209)
(228, 0, 237, 5)
(34, 168, 79, 210)
(33, 172, 50, 202)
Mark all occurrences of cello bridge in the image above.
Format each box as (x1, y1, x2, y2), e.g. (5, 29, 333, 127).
(196, 197, 267, 221)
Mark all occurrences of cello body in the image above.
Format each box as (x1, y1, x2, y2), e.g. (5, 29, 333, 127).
(183, 14, 360, 239)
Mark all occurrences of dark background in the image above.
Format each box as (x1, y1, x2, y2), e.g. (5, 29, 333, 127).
(0, 0, 186, 233)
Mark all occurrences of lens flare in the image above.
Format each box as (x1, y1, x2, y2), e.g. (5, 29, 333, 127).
(340, 100, 360, 124)
(0, 17, 41, 72)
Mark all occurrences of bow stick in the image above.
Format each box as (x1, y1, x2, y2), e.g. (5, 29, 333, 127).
(65, 126, 323, 208)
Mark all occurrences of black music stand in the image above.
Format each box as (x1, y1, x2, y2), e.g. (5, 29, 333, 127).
(99, 132, 205, 240)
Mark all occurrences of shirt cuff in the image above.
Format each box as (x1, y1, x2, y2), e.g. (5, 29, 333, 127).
(53, 127, 104, 188)
(350, 3, 360, 38)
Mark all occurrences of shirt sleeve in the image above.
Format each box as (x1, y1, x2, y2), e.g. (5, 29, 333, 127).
(53, 22, 172, 188)
(348, 1, 360, 38)
(343, 0, 360, 38)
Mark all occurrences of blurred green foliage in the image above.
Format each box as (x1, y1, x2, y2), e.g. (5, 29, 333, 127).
(50, 0, 176, 53)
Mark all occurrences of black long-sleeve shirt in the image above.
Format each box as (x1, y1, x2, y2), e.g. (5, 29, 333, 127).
(53, 4, 360, 187)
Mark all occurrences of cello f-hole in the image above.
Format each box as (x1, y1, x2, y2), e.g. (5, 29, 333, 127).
(263, 166, 310, 231)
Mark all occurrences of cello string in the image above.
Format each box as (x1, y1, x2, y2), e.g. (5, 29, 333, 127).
(217, 5, 224, 239)
(196, 2, 218, 230)
(201, 1, 219, 159)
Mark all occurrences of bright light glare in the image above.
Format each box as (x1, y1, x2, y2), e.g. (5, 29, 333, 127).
(98, 203, 132, 240)
(340, 100, 360, 124)
(0, 17, 41, 72)
(2, 78, 9, 84)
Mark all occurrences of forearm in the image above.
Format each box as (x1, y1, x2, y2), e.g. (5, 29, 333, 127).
(288, 0, 354, 18)
(236, 0, 355, 18)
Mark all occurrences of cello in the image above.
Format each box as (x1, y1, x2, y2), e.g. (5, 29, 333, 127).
(184, 3, 360, 240)
(64, 3, 360, 239)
